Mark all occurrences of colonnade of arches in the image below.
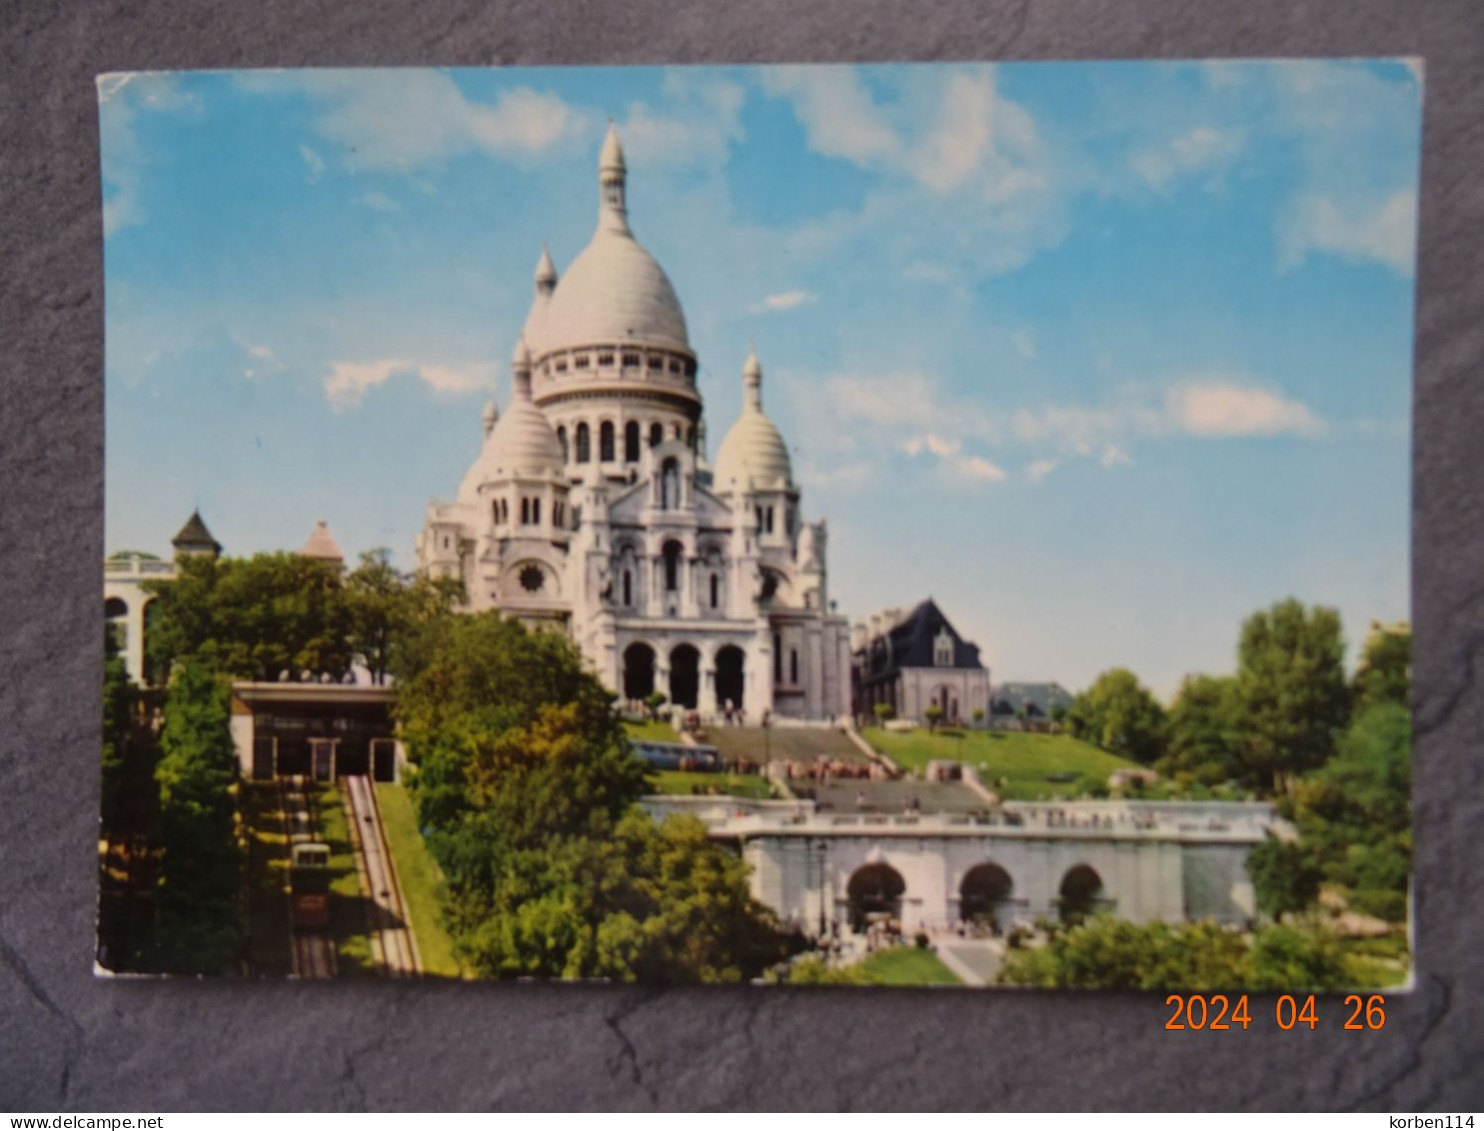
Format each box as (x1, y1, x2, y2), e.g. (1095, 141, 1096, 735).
(622, 640, 747, 712)
(842, 859, 1109, 933)
(554, 416, 697, 468)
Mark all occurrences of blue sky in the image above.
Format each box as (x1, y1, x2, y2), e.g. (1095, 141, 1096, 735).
(100, 61, 1420, 697)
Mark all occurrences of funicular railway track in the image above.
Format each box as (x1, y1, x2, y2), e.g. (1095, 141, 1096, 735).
(278, 774, 338, 980)
(342, 774, 420, 977)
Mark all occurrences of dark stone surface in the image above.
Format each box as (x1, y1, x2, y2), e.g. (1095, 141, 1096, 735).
(2, 0, 1481, 1110)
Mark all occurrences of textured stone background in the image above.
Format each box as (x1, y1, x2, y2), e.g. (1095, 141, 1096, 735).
(2, 0, 1481, 1111)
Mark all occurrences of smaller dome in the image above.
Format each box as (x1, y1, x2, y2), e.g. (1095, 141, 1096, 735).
(714, 347, 793, 492)
(460, 364, 563, 498)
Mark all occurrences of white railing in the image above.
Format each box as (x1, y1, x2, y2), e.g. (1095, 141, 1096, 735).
(104, 558, 176, 578)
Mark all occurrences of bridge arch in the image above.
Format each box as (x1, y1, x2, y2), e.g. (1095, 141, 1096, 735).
(846, 860, 906, 933)
(959, 862, 1014, 931)
(1058, 863, 1107, 925)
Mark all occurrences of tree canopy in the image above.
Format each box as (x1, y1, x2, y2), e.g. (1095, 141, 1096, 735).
(1353, 626, 1411, 712)
(1292, 701, 1412, 921)
(145, 552, 353, 682)
(996, 915, 1352, 991)
(1233, 599, 1350, 796)
(1159, 674, 1243, 787)
(394, 611, 792, 982)
(1066, 668, 1167, 764)
(151, 662, 241, 974)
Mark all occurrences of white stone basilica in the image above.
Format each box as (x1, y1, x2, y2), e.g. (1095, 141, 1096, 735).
(417, 126, 852, 721)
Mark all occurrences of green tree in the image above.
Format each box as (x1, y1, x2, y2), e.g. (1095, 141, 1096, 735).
(1247, 925, 1351, 991)
(1246, 837, 1322, 919)
(1161, 674, 1243, 786)
(394, 613, 645, 835)
(1292, 701, 1411, 922)
(923, 704, 944, 732)
(1067, 668, 1167, 764)
(996, 916, 1352, 991)
(873, 703, 895, 725)
(145, 552, 353, 682)
(997, 916, 1249, 990)
(395, 612, 789, 982)
(644, 690, 668, 721)
(151, 663, 241, 974)
(1233, 599, 1349, 796)
(970, 707, 986, 727)
(1353, 624, 1411, 712)
(345, 548, 461, 685)
(101, 627, 138, 837)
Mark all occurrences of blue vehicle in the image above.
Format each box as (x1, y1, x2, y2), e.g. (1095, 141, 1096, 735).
(629, 739, 723, 772)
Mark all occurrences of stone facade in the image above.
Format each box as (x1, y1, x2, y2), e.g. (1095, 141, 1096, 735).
(418, 126, 851, 721)
(852, 599, 991, 725)
(645, 795, 1272, 937)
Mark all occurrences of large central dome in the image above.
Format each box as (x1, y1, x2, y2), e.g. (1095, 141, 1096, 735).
(532, 124, 690, 357)
(541, 231, 689, 353)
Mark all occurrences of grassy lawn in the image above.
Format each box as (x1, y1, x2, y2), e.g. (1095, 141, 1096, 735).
(376, 783, 463, 979)
(624, 719, 681, 743)
(312, 783, 374, 977)
(856, 946, 961, 986)
(240, 783, 292, 977)
(862, 727, 1140, 799)
(650, 770, 775, 799)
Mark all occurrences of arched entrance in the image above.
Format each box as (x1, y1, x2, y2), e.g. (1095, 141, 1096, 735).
(715, 645, 745, 713)
(623, 642, 655, 702)
(959, 862, 1014, 930)
(846, 861, 906, 932)
(669, 644, 699, 710)
(1058, 864, 1106, 925)
(104, 596, 129, 656)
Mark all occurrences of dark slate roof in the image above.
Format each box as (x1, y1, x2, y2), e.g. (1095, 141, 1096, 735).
(990, 681, 1075, 717)
(171, 509, 222, 554)
(855, 598, 984, 679)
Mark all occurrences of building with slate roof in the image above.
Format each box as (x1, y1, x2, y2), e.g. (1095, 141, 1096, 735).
(417, 126, 851, 721)
(991, 681, 1075, 721)
(850, 599, 991, 726)
(105, 509, 223, 684)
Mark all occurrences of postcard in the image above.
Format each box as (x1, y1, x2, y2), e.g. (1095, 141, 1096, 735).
(99, 62, 1417, 990)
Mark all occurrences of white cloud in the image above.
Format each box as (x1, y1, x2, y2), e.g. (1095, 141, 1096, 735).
(241, 341, 283, 379)
(616, 74, 746, 168)
(753, 290, 817, 313)
(1268, 61, 1420, 276)
(903, 430, 1005, 483)
(1027, 458, 1059, 482)
(1278, 189, 1417, 276)
(957, 455, 1007, 482)
(300, 144, 326, 183)
(763, 65, 1048, 203)
(238, 71, 583, 171)
(903, 432, 961, 459)
(1010, 329, 1037, 359)
(760, 67, 897, 164)
(98, 73, 200, 237)
(323, 357, 495, 409)
(1163, 381, 1323, 437)
(1130, 125, 1243, 191)
(794, 368, 1324, 490)
(359, 190, 402, 213)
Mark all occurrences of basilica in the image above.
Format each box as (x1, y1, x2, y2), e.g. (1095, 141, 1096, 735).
(416, 126, 852, 722)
